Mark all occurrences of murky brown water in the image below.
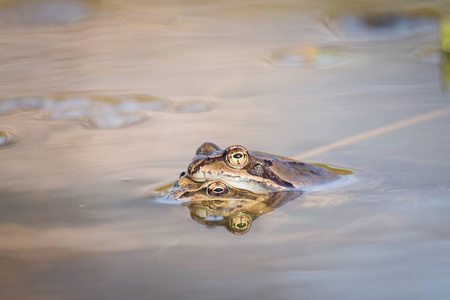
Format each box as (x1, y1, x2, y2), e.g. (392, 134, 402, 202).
(1, 0, 450, 299)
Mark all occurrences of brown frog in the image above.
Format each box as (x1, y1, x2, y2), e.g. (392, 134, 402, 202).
(165, 175, 302, 235)
(186, 142, 340, 194)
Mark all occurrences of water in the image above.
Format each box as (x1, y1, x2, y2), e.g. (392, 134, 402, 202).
(1, 1, 450, 299)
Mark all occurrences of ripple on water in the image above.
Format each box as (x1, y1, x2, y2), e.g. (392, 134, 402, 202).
(0, 129, 16, 148)
(412, 47, 441, 64)
(321, 10, 439, 40)
(0, 0, 94, 27)
(267, 45, 345, 68)
(173, 99, 215, 113)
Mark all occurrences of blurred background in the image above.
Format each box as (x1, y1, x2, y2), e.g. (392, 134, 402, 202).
(0, 0, 450, 299)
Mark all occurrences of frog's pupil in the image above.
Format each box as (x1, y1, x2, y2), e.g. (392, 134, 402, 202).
(233, 153, 243, 159)
(213, 187, 223, 193)
(237, 223, 247, 229)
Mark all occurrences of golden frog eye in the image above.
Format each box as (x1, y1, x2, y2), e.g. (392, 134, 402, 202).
(228, 213, 252, 235)
(206, 181, 230, 197)
(225, 146, 249, 169)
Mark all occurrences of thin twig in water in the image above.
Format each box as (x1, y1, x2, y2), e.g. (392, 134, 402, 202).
(294, 107, 450, 160)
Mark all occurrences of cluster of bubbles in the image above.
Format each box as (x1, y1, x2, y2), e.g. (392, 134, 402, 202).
(0, 94, 214, 129)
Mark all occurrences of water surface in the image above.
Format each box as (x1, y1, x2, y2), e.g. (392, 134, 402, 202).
(1, 0, 450, 299)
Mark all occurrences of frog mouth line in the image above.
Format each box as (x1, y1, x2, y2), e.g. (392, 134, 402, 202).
(189, 171, 207, 182)
(188, 171, 269, 194)
(189, 171, 235, 183)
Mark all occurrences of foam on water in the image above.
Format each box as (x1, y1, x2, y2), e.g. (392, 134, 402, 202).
(0, 95, 215, 129)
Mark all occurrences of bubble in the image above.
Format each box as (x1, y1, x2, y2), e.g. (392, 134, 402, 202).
(0, 129, 17, 148)
(82, 112, 149, 129)
(28, 94, 173, 129)
(118, 95, 172, 112)
(0, 97, 44, 116)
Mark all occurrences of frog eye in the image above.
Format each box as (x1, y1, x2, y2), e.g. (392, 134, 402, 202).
(225, 146, 249, 169)
(206, 181, 230, 197)
(228, 213, 252, 235)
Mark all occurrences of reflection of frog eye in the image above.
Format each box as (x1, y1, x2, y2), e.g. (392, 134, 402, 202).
(228, 213, 252, 235)
(206, 181, 230, 197)
(225, 146, 249, 169)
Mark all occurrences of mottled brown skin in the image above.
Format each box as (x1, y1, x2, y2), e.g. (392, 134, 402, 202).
(187, 142, 339, 194)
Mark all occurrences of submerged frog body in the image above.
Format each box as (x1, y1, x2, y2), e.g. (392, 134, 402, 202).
(187, 142, 339, 194)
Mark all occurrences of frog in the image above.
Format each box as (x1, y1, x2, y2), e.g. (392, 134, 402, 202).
(186, 142, 340, 194)
(167, 174, 265, 202)
(165, 174, 302, 235)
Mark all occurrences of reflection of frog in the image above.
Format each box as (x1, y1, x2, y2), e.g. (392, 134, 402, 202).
(187, 142, 339, 194)
(166, 175, 302, 235)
